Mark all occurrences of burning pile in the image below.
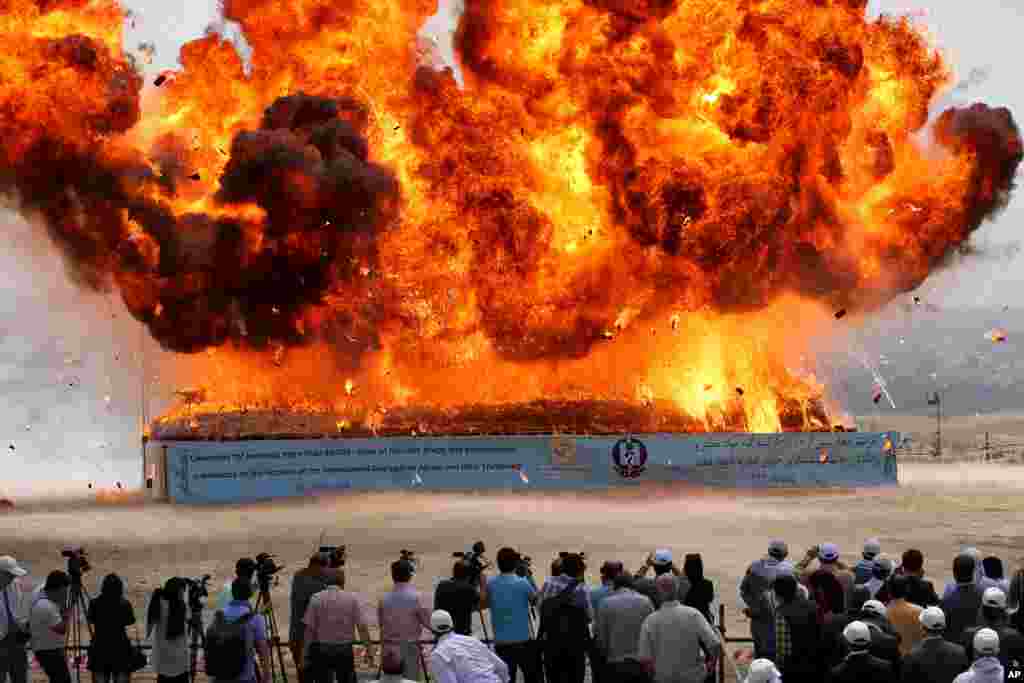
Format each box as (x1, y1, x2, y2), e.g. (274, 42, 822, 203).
(1, 0, 1020, 436)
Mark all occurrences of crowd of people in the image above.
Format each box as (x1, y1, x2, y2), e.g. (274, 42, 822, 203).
(1, 540, 1023, 683)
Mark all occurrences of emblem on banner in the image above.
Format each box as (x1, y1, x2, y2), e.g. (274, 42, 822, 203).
(551, 437, 577, 466)
(612, 437, 647, 478)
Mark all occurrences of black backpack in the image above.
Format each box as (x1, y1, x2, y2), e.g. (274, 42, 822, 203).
(538, 582, 589, 647)
(204, 610, 255, 680)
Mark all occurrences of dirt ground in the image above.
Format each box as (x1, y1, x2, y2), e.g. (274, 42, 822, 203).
(4, 461, 1024, 681)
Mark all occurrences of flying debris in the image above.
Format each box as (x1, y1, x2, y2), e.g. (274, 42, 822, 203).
(913, 296, 921, 305)
(834, 309, 847, 320)
(153, 74, 166, 87)
(703, 384, 713, 391)
(873, 389, 883, 404)
(986, 328, 1008, 343)
(735, 387, 744, 396)
(7, 444, 13, 451)
(188, 172, 200, 181)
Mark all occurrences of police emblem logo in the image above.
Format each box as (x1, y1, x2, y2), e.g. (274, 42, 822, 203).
(612, 437, 647, 478)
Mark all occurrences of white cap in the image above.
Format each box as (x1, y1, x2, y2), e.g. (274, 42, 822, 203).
(862, 600, 887, 617)
(653, 549, 673, 565)
(745, 659, 781, 683)
(843, 621, 872, 646)
(819, 543, 840, 562)
(920, 606, 946, 631)
(430, 610, 454, 633)
(0, 556, 27, 577)
(982, 587, 1007, 609)
(863, 539, 881, 557)
(974, 628, 1000, 656)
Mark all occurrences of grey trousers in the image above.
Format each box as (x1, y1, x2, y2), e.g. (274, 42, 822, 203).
(0, 637, 28, 683)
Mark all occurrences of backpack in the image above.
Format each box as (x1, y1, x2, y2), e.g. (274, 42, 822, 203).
(538, 582, 589, 647)
(204, 610, 255, 680)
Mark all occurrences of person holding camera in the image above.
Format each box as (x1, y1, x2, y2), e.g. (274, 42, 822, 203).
(30, 571, 72, 683)
(434, 560, 486, 637)
(146, 578, 189, 683)
(484, 548, 539, 683)
(0, 556, 30, 683)
(290, 554, 332, 683)
(87, 574, 138, 683)
(634, 550, 690, 609)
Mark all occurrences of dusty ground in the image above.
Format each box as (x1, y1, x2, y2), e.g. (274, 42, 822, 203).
(4, 461, 1024, 681)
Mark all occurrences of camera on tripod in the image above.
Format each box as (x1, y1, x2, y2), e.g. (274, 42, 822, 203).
(62, 547, 91, 579)
(255, 553, 283, 589)
(399, 549, 419, 574)
(182, 575, 211, 610)
(516, 555, 533, 578)
(319, 545, 346, 569)
(452, 541, 488, 583)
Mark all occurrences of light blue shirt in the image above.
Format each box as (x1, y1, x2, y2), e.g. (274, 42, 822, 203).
(487, 574, 535, 644)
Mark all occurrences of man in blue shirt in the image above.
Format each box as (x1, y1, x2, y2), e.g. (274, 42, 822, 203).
(217, 578, 271, 683)
(484, 548, 539, 683)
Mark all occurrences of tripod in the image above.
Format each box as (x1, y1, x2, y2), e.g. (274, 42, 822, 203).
(186, 600, 206, 683)
(65, 573, 93, 683)
(254, 578, 289, 683)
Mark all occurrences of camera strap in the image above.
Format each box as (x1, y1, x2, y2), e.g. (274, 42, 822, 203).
(2, 588, 13, 629)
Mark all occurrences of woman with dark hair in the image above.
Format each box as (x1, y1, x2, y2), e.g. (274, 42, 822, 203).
(146, 578, 189, 683)
(682, 553, 717, 683)
(807, 570, 845, 622)
(87, 574, 137, 683)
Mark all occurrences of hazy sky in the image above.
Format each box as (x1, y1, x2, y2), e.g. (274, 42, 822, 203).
(0, 0, 1020, 494)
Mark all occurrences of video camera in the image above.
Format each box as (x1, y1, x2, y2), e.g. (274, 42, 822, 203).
(61, 547, 91, 579)
(255, 553, 283, 589)
(399, 549, 419, 574)
(319, 546, 347, 569)
(516, 555, 533, 578)
(453, 541, 489, 583)
(182, 575, 211, 610)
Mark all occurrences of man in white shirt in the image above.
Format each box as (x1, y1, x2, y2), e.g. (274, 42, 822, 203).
(638, 575, 721, 683)
(429, 610, 509, 683)
(29, 571, 71, 683)
(0, 556, 30, 683)
(369, 650, 418, 683)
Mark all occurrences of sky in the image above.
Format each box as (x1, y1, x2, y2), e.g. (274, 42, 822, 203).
(0, 0, 1021, 496)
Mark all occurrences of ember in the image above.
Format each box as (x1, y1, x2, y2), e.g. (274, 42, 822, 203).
(0, 0, 1019, 434)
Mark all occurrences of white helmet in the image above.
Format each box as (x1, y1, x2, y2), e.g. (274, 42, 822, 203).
(974, 628, 1000, 656)
(843, 620, 872, 647)
(745, 658, 781, 683)
(862, 600, 887, 618)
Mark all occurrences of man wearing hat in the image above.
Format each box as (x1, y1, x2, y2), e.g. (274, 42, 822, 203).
(854, 539, 881, 585)
(742, 659, 780, 683)
(795, 543, 854, 598)
(428, 610, 510, 683)
(634, 550, 689, 610)
(0, 557, 29, 683)
(858, 600, 901, 674)
(953, 629, 1004, 683)
(829, 621, 895, 683)
(902, 607, 968, 683)
(866, 556, 894, 599)
(962, 588, 1024, 670)
(739, 540, 788, 659)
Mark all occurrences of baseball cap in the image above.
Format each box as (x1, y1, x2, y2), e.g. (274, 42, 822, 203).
(863, 539, 881, 557)
(768, 540, 788, 559)
(430, 610, 454, 633)
(974, 628, 1000, 656)
(920, 607, 946, 631)
(819, 543, 840, 562)
(843, 621, 872, 646)
(746, 659, 781, 683)
(653, 549, 673, 565)
(983, 587, 1008, 609)
(0, 556, 27, 577)
(862, 600, 887, 617)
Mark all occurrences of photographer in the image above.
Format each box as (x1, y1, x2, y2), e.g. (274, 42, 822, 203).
(434, 560, 486, 637)
(30, 571, 71, 683)
(87, 574, 137, 683)
(484, 548, 539, 683)
(0, 556, 30, 683)
(146, 578, 189, 683)
(290, 554, 332, 683)
(634, 550, 690, 609)
(216, 559, 258, 611)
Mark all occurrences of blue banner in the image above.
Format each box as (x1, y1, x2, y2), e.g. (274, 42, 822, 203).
(161, 432, 899, 504)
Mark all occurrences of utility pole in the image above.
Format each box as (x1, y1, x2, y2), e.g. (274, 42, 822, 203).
(927, 391, 942, 458)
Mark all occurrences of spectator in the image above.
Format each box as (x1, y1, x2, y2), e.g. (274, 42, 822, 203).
(0, 556, 29, 683)
(146, 578, 189, 683)
(590, 562, 622, 616)
(962, 588, 1024, 670)
(859, 600, 901, 674)
(899, 549, 940, 607)
(795, 544, 854, 598)
(981, 557, 1010, 595)
(87, 574, 137, 683)
(942, 553, 985, 641)
(901, 607, 969, 683)
(808, 569, 845, 622)
(290, 554, 331, 683)
(434, 560, 485, 637)
(953, 628, 1003, 683)
(209, 578, 270, 683)
(429, 610, 510, 683)
(303, 570, 373, 683)
(379, 560, 431, 682)
(854, 539, 881, 585)
(866, 557, 894, 599)
(739, 540, 787, 659)
(637, 574, 720, 683)
(216, 558, 257, 611)
(485, 548, 539, 683)
(369, 649, 417, 683)
(944, 549, 996, 599)
(770, 573, 820, 683)
(682, 554, 715, 626)
(634, 550, 689, 609)
(743, 659, 781, 683)
(821, 584, 870, 669)
(885, 575, 924, 656)
(831, 621, 895, 683)
(594, 574, 653, 683)
(742, 561, 808, 664)
(537, 553, 590, 683)
(30, 571, 71, 683)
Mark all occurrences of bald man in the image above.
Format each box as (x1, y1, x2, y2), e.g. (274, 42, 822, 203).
(638, 574, 721, 683)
